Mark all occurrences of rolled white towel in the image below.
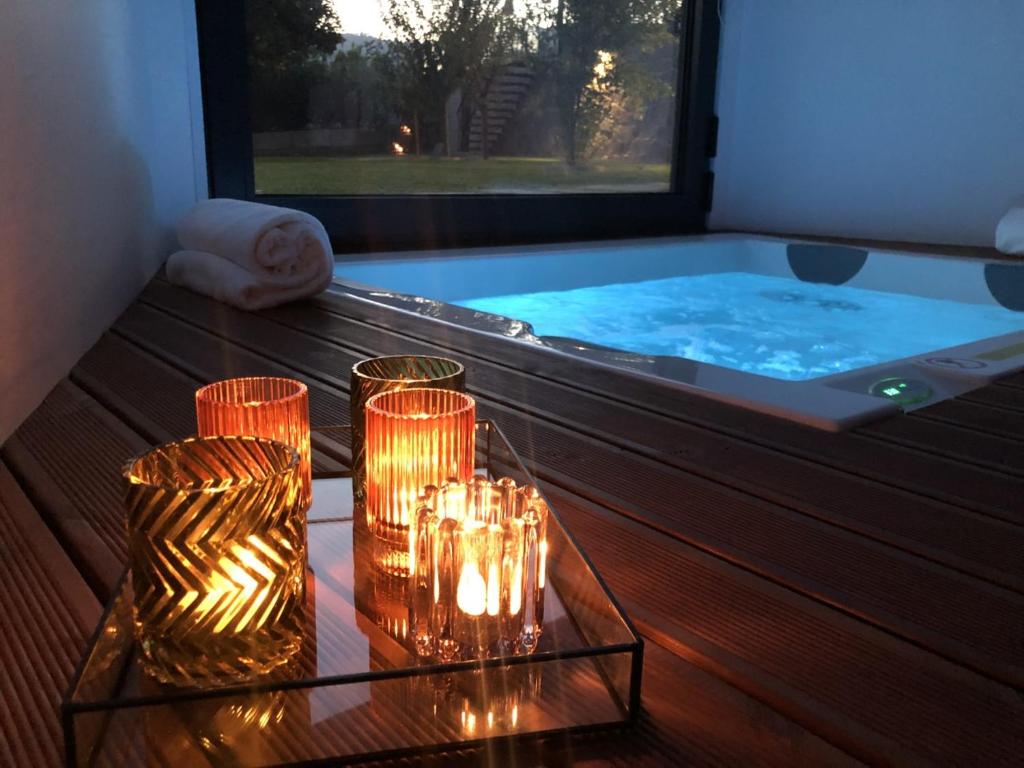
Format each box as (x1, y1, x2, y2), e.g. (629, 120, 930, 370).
(166, 250, 332, 311)
(996, 207, 1024, 256)
(167, 199, 334, 310)
(177, 198, 333, 287)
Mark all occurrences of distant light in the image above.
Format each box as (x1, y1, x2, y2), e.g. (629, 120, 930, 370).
(392, 142, 406, 156)
(400, 124, 413, 136)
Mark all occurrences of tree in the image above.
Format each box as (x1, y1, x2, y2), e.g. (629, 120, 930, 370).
(382, 1, 451, 154)
(314, 44, 398, 133)
(246, 0, 342, 131)
(384, 0, 530, 156)
(549, 0, 680, 165)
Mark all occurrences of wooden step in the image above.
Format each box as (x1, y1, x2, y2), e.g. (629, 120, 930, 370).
(0, 461, 101, 767)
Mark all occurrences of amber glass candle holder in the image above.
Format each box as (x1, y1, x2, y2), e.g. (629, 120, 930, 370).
(123, 436, 306, 687)
(196, 377, 311, 511)
(409, 477, 548, 662)
(364, 388, 476, 575)
(351, 356, 465, 502)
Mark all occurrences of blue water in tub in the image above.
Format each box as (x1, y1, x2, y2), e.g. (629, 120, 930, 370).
(456, 272, 1023, 381)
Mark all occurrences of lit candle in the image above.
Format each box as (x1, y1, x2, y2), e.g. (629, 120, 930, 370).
(409, 478, 549, 661)
(195, 377, 312, 511)
(350, 356, 466, 503)
(123, 436, 306, 686)
(364, 388, 476, 576)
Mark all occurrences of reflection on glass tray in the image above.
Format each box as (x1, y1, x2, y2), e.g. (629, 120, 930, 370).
(64, 423, 642, 766)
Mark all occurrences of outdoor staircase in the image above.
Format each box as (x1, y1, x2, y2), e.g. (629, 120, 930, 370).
(468, 62, 534, 155)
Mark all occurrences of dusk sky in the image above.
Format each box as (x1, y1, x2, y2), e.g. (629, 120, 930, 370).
(332, 1, 389, 37)
(332, 1, 538, 39)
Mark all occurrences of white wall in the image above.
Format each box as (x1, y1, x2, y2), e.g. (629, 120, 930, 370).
(710, 0, 1024, 247)
(0, 0, 205, 441)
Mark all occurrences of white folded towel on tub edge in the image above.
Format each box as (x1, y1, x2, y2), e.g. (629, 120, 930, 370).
(166, 198, 334, 310)
(996, 206, 1024, 256)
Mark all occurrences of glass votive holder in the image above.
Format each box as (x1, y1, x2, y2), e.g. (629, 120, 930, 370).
(350, 356, 466, 502)
(409, 477, 548, 662)
(123, 436, 306, 687)
(195, 377, 312, 511)
(364, 388, 476, 575)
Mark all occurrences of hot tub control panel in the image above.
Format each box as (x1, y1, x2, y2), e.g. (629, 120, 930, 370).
(867, 377, 935, 407)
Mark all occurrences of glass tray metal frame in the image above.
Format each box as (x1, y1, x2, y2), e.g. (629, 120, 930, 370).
(63, 422, 643, 766)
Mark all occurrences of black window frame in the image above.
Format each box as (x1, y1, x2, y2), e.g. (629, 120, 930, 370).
(196, 0, 720, 253)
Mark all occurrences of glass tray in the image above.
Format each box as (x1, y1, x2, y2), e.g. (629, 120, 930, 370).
(63, 422, 642, 766)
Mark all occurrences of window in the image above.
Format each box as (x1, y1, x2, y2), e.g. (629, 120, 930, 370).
(197, 0, 720, 250)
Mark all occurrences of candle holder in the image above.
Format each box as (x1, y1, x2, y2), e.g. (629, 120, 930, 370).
(196, 377, 312, 511)
(350, 356, 466, 502)
(409, 477, 548, 662)
(364, 388, 476, 575)
(123, 436, 306, 686)
(67, 423, 642, 766)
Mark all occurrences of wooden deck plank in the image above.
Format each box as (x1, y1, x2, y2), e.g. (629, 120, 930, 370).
(72, 333, 346, 474)
(289, 285, 1024, 519)
(861, 412, 1024, 477)
(0, 461, 101, 768)
(578, 640, 863, 767)
(914, 397, 1024, 441)
(545, 485, 1024, 767)
(112, 314, 350, 429)
(1, 382, 144, 596)
(961, 384, 1024, 413)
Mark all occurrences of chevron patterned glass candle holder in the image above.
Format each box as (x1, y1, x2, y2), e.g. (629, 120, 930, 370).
(123, 436, 306, 687)
(410, 478, 548, 662)
(365, 388, 476, 575)
(351, 356, 465, 503)
(196, 377, 312, 511)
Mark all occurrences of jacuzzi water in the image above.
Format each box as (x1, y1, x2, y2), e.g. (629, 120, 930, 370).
(334, 235, 1024, 429)
(457, 272, 1024, 381)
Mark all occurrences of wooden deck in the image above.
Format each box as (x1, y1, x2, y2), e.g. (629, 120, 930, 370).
(3, 274, 1023, 765)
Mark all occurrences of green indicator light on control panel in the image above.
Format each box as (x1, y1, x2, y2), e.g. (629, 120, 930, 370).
(869, 377, 934, 407)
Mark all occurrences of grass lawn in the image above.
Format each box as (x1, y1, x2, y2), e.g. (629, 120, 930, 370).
(254, 155, 671, 195)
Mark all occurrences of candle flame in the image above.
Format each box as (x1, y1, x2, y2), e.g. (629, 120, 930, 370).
(456, 562, 487, 616)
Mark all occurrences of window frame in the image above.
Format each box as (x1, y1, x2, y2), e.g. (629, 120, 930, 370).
(196, 0, 720, 253)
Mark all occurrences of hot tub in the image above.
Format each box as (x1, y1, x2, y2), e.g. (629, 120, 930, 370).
(333, 235, 1024, 430)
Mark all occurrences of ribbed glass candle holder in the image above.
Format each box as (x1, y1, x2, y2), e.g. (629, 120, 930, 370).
(123, 436, 306, 687)
(350, 356, 465, 502)
(409, 477, 548, 662)
(196, 377, 312, 511)
(364, 388, 476, 575)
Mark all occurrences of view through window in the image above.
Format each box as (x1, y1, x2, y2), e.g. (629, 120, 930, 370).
(247, 0, 686, 196)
